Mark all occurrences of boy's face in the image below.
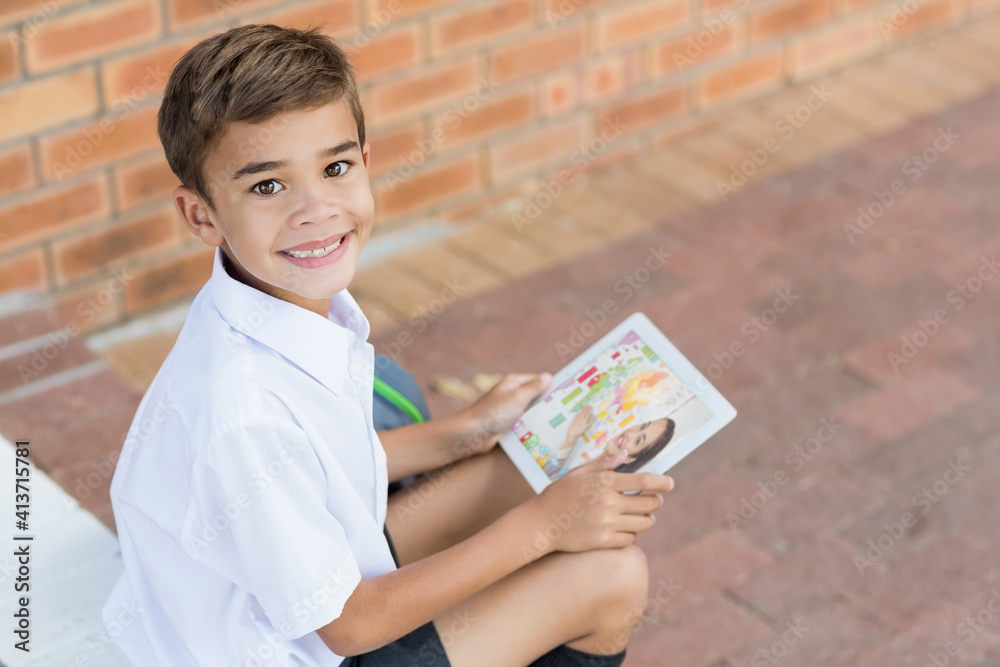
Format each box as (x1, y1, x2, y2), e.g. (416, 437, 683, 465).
(176, 98, 373, 316)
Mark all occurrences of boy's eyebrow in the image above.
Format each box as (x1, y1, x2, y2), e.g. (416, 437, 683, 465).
(231, 140, 362, 180)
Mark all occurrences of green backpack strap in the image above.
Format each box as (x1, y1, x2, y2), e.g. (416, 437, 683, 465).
(373, 376, 426, 424)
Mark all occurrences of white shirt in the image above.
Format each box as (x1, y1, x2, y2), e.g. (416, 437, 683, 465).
(102, 248, 396, 666)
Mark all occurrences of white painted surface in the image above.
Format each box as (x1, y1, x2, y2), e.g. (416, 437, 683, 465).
(0, 437, 130, 667)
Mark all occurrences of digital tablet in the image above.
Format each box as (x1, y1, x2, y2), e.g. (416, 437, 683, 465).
(499, 312, 737, 493)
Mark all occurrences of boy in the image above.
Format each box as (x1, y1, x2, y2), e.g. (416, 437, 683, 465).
(102, 24, 674, 667)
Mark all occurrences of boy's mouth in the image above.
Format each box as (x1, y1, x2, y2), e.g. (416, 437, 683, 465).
(281, 232, 350, 259)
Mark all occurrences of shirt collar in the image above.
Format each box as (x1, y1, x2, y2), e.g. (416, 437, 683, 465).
(207, 247, 369, 395)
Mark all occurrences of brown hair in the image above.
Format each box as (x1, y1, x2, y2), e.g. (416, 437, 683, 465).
(614, 418, 676, 473)
(157, 23, 365, 210)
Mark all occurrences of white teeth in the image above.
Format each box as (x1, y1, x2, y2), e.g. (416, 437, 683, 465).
(283, 236, 344, 258)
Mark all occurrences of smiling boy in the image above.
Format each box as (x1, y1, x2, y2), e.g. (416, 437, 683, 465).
(102, 24, 673, 667)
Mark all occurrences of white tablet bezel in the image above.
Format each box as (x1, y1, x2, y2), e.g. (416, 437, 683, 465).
(499, 311, 737, 494)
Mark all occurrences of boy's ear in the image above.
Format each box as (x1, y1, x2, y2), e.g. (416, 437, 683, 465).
(362, 141, 370, 171)
(174, 185, 224, 247)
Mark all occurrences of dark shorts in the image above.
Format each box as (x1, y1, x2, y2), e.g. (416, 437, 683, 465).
(339, 526, 451, 667)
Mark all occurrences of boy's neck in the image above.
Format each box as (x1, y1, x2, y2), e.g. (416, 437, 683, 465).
(220, 249, 331, 319)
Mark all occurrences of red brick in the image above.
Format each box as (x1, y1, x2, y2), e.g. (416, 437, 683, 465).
(54, 279, 128, 333)
(115, 152, 180, 211)
(850, 591, 1000, 667)
(0, 68, 99, 144)
(256, 0, 359, 35)
(653, 23, 740, 77)
(374, 154, 480, 219)
(25, 0, 161, 74)
(597, 0, 689, 49)
(699, 50, 784, 107)
(0, 176, 110, 250)
(40, 105, 160, 182)
(0, 144, 36, 198)
(790, 17, 877, 79)
(0, 0, 85, 26)
(636, 593, 772, 664)
(167, 0, 284, 30)
(750, 0, 833, 44)
(728, 537, 863, 619)
(647, 530, 773, 604)
(53, 207, 182, 285)
(0, 34, 18, 84)
(843, 323, 975, 385)
(542, 72, 582, 116)
(368, 58, 479, 124)
(370, 0, 461, 17)
(101, 39, 197, 108)
(433, 91, 535, 150)
(727, 601, 890, 667)
(846, 533, 999, 628)
(490, 25, 586, 83)
(596, 85, 686, 136)
(489, 118, 586, 182)
(878, 0, 958, 40)
(123, 246, 214, 314)
(838, 368, 979, 442)
(367, 124, 425, 178)
(542, 0, 616, 13)
(0, 249, 46, 294)
(349, 24, 420, 82)
(586, 53, 641, 100)
(431, 0, 533, 54)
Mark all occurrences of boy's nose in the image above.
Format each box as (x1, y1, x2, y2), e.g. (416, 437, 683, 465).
(288, 179, 341, 226)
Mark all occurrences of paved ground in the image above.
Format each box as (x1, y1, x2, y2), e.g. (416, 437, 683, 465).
(2, 16, 1000, 667)
(370, 78, 1000, 667)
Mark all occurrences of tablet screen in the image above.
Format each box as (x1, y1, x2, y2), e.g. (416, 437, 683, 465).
(509, 329, 714, 480)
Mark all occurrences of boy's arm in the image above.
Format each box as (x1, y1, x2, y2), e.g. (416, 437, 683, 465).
(317, 449, 674, 657)
(318, 499, 539, 656)
(379, 373, 553, 483)
(379, 413, 479, 483)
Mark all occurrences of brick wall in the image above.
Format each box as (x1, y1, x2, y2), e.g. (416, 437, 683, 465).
(0, 0, 995, 331)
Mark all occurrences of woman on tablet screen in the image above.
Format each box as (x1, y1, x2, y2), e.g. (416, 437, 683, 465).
(554, 405, 676, 475)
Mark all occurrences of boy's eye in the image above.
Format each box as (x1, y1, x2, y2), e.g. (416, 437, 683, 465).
(325, 161, 352, 178)
(251, 180, 283, 196)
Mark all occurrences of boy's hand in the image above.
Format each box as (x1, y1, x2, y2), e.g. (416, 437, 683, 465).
(458, 372, 552, 456)
(526, 448, 675, 553)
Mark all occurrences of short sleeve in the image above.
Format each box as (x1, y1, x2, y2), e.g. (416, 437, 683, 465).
(180, 415, 362, 640)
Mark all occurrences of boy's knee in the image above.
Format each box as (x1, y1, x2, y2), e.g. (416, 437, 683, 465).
(580, 545, 649, 605)
(612, 544, 649, 601)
